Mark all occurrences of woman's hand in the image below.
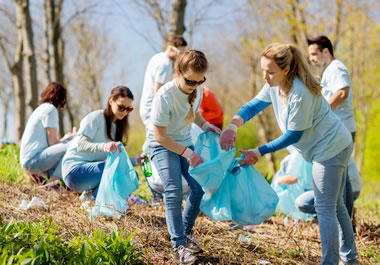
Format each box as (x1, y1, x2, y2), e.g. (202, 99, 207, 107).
(61, 127, 77, 142)
(238, 148, 261, 165)
(201, 121, 222, 134)
(104, 141, 121, 154)
(136, 153, 145, 167)
(181, 147, 204, 168)
(220, 123, 238, 151)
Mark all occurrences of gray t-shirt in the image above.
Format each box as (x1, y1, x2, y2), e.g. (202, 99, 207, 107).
(321, 59, 356, 133)
(20, 103, 59, 167)
(62, 110, 115, 179)
(139, 52, 173, 126)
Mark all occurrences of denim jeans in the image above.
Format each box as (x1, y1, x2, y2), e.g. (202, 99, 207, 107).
(64, 161, 105, 197)
(24, 141, 70, 180)
(151, 145, 204, 249)
(312, 143, 357, 265)
(295, 176, 356, 216)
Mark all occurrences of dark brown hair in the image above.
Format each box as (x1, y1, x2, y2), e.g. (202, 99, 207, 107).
(104, 86, 134, 144)
(166, 34, 187, 48)
(38, 82, 67, 109)
(175, 50, 208, 124)
(307, 35, 334, 57)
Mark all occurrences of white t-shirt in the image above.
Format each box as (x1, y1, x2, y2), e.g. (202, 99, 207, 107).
(62, 110, 115, 178)
(20, 103, 59, 167)
(146, 79, 203, 147)
(256, 77, 352, 163)
(139, 52, 173, 126)
(321, 59, 356, 133)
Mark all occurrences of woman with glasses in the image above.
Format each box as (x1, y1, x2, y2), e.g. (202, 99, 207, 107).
(146, 50, 221, 265)
(20, 82, 75, 182)
(62, 86, 143, 196)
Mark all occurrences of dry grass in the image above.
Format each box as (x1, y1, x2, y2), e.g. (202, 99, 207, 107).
(0, 182, 379, 265)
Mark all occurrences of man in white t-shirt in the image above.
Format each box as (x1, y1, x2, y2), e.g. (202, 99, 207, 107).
(307, 35, 358, 227)
(139, 35, 187, 126)
(308, 35, 356, 138)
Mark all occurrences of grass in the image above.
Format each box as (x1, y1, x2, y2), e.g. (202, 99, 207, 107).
(0, 143, 379, 264)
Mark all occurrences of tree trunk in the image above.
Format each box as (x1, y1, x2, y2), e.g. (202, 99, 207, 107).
(248, 61, 277, 175)
(166, 0, 186, 45)
(12, 3, 26, 142)
(18, 0, 38, 112)
(46, 0, 74, 136)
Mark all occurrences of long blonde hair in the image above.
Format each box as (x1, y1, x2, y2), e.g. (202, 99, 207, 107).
(175, 50, 208, 124)
(261, 43, 321, 98)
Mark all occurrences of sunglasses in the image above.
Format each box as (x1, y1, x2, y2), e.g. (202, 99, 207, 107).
(117, 104, 134, 113)
(183, 76, 206, 87)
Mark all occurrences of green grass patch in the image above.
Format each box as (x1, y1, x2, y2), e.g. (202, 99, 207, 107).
(0, 218, 146, 265)
(0, 144, 28, 185)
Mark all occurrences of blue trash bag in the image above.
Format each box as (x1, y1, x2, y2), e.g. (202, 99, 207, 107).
(189, 131, 279, 225)
(91, 143, 139, 218)
(271, 151, 315, 221)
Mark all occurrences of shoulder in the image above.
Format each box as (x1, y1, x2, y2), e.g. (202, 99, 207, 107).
(156, 80, 176, 97)
(289, 77, 309, 100)
(325, 59, 349, 75)
(36, 103, 58, 116)
(83, 109, 105, 122)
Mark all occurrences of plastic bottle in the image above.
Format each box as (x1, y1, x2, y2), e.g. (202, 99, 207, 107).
(143, 154, 152, 177)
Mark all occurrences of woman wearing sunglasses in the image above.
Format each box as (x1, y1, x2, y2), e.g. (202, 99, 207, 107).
(62, 86, 143, 196)
(146, 50, 221, 264)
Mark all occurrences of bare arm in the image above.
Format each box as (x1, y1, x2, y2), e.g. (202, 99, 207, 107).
(153, 82, 164, 95)
(153, 125, 187, 154)
(46, 127, 60, 146)
(230, 115, 245, 128)
(194, 112, 207, 128)
(328, 87, 349, 110)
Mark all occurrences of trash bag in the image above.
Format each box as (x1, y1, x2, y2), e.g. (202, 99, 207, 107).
(271, 151, 315, 221)
(91, 143, 139, 218)
(189, 131, 279, 225)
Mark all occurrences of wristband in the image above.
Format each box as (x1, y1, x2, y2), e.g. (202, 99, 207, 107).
(181, 147, 194, 159)
(252, 147, 262, 158)
(201, 121, 210, 131)
(225, 123, 238, 133)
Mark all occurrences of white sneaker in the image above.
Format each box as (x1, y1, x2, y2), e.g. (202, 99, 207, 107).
(175, 245, 197, 265)
(186, 234, 203, 253)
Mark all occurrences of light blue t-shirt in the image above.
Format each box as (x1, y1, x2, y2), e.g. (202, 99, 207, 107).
(321, 59, 356, 133)
(20, 103, 59, 167)
(62, 110, 115, 179)
(255, 77, 352, 163)
(139, 52, 173, 126)
(146, 79, 203, 147)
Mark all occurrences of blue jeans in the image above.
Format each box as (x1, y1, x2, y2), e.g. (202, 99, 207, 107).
(24, 141, 70, 180)
(64, 161, 105, 197)
(312, 144, 357, 265)
(151, 145, 204, 249)
(295, 176, 357, 216)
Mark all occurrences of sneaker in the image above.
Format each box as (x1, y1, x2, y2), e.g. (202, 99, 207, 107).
(186, 234, 203, 253)
(80, 190, 95, 202)
(175, 246, 197, 265)
(339, 261, 360, 265)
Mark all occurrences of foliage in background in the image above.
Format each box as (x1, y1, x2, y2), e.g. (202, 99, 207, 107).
(0, 218, 146, 265)
(0, 144, 28, 185)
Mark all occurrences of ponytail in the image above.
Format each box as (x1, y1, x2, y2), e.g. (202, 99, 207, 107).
(183, 89, 197, 124)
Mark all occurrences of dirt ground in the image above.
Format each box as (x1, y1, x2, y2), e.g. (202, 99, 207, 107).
(0, 183, 379, 265)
